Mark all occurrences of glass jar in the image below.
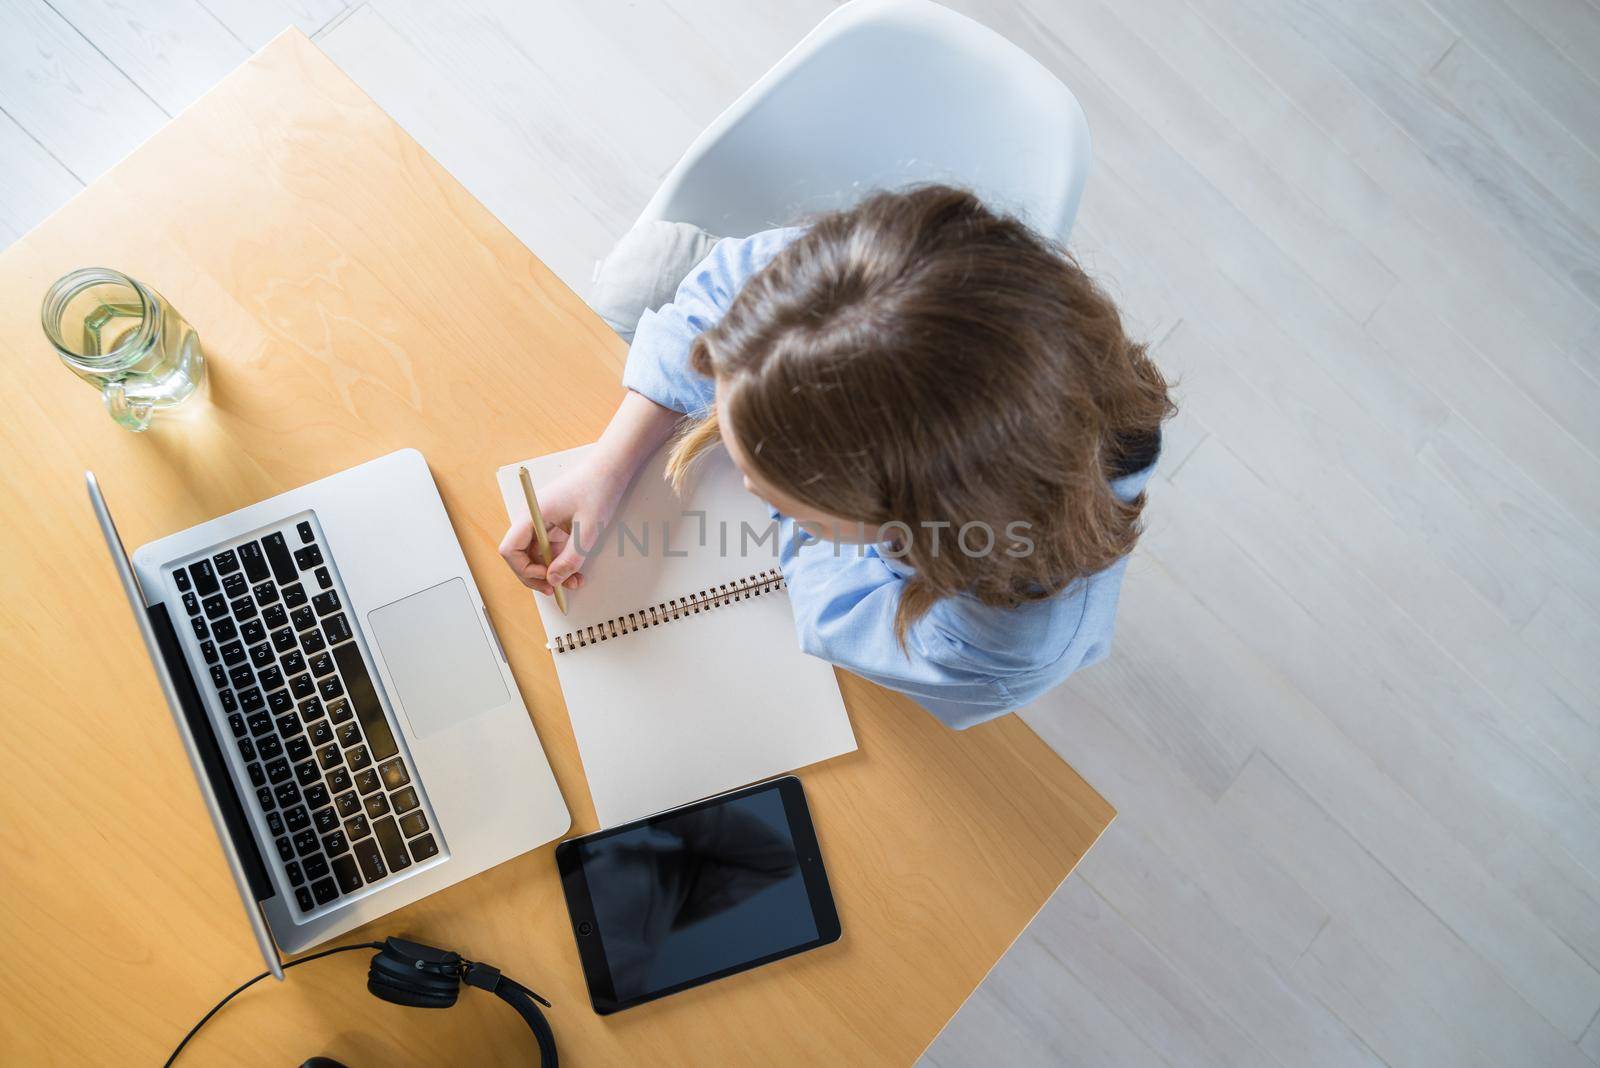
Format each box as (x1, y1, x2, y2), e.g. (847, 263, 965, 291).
(42, 267, 205, 431)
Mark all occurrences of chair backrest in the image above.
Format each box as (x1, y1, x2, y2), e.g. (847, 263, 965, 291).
(636, 0, 1092, 244)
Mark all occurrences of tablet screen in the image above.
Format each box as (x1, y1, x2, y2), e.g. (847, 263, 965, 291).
(558, 777, 839, 1012)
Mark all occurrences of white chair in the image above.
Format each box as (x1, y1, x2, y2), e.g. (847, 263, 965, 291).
(635, 0, 1092, 244)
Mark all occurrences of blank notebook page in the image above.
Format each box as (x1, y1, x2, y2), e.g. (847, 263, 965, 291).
(496, 443, 856, 826)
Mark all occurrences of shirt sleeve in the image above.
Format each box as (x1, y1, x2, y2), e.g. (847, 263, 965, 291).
(621, 227, 802, 417)
(776, 519, 1027, 730)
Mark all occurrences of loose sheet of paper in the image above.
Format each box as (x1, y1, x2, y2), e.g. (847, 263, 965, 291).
(496, 443, 856, 826)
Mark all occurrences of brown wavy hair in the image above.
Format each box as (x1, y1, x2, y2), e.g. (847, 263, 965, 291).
(667, 185, 1173, 645)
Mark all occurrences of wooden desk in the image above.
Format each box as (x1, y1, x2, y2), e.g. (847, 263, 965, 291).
(0, 32, 1112, 1065)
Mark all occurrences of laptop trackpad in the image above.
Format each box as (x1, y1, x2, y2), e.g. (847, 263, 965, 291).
(368, 578, 508, 740)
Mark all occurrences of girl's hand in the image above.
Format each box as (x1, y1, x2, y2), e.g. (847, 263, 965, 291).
(499, 456, 628, 596)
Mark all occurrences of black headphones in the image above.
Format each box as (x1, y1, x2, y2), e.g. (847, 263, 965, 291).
(165, 937, 558, 1067)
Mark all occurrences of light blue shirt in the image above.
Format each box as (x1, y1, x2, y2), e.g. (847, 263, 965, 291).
(623, 228, 1157, 729)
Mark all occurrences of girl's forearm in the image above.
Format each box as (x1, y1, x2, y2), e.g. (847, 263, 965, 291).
(591, 389, 685, 486)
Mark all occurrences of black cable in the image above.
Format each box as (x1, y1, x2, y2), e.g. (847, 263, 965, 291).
(164, 942, 384, 1068)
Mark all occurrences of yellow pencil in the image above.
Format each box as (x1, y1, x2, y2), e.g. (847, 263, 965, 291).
(518, 465, 568, 615)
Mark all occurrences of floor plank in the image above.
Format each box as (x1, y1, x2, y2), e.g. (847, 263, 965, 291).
(0, 0, 167, 180)
(46, 0, 248, 115)
(196, 0, 346, 49)
(0, 107, 81, 242)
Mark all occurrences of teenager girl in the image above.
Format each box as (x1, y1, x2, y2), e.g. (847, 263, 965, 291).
(500, 186, 1172, 729)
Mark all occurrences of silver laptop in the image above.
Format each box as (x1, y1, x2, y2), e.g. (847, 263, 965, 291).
(88, 449, 569, 977)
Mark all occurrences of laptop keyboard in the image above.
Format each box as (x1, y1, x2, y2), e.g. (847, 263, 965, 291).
(174, 517, 440, 917)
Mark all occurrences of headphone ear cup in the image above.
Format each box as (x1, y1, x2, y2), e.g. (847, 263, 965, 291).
(367, 947, 461, 1009)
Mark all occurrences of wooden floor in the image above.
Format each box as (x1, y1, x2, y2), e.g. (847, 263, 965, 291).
(5, 1, 1599, 1064)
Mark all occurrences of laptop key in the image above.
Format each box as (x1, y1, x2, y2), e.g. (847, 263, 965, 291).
(285, 860, 304, 887)
(286, 736, 312, 763)
(222, 572, 248, 599)
(334, 721, 359, 748)
(273, 629, 298, 654)
(398, 810, 428, 839)
(200, 639, 218, 664)
(249, 644, 273, 669)
(246, 711, 272, 737)
(332, 853, 363, 895)
(209, 665, 227, 690)
(273, 781, 301, 808)
(263, 532, 296, 585)
(298, 695, 323, 720)
(256, 786, 275, 811)
(282, 582, 308, 609)
(297, 520, 314, 544)
(344, 744, 371, 772)
(239, 688, 265, 714)
(256, 733, 282, 760)
(232, 596, 257, 621)
(409, 834, 438, 862)
(391, 786, 419, 814)
(291, 674, 315, 700)
(312, 590, 339, 616)
(219, 689, 237, 714)
(311, 877, 338, 906)
(315, 565, 332, 590)
(316, 743, 341, 770)
(240, 619, 266, 646)
(253, 580, 279, 606)
(275, 711, 302, 736)
(378, 759, 409, 790)
(308, 720, 333, 747)
(237, 737, 256, 762)
(313, 807, 340, 834)
(296, 544, 325, 572)
(247, 762, 266, 789)
(220, 641, 245, 666)
(318, 676, 343, 701)
(326, 767, 352, 794)
(212, 549, 239, 576)
(282, 650, 306, 674)
(174, 567, 192, 592)
(188, 559, 219, 596)
(262, 603, 287, 630)
(373, 816, 411, 872)
(322, 613, 352, 646)
(266, 810, 285, 837)
(210, 617, 236, 643)
(363, 792, 389, 819)
(345, 814, 370, 841)
(335, 790, 362, 818)
(355, 768, 381, 795)
(294, 886, 314, 913)
(265, 758, 291, 785)
(303, 783, 330, 810)
(182, 591, 200, 616)
(283, 805, 310, 832)
(332, 641, 396, 761)
(304, 853, 330, 881)
(227, 712, 246, 737)
(310, 652, 335, 678)
(229, 664, 254, 689)
(276, 836, 295, 862)
(203, 595, 228, 620)
(191, 616, 208, 641)
(293, 829, 318, 857)
(238, 541, 268, 582)
(295, 760, 320, 788)
(302, 630, 326, 656)
(267, 690, 292, 715)
(322, 830, 349, 857)
(352, 838, 387, 882)
(259, 665, 283, 692)
(327, 698, 352, 724)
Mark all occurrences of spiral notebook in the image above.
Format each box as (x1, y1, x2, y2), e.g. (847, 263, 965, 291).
(496, 442, 855, 827)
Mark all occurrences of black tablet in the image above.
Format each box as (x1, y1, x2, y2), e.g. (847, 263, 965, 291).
(555, 776, 841, 1014)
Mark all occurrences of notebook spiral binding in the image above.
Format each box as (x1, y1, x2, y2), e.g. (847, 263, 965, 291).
(549, 568, 788, 654)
